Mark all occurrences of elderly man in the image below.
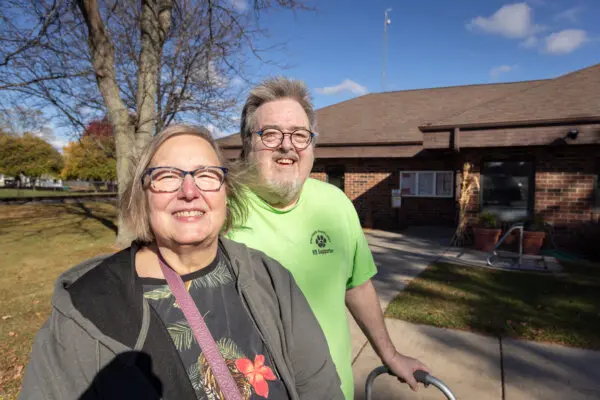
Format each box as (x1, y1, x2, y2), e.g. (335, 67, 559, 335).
(228, 77, 429, 399)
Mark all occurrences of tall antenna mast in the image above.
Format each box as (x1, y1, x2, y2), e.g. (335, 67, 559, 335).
(382, 8, 392, 92)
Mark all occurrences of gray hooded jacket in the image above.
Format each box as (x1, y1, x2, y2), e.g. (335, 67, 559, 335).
(18, 238, 343, 400)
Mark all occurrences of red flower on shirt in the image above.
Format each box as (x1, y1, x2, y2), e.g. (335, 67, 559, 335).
(235, 355, 276, 398)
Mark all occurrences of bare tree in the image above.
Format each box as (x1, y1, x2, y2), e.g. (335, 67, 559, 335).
(0, 0, 308, 240)
(0, 106, 55, 140)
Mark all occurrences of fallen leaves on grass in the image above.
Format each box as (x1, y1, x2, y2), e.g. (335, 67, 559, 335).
(0, 364, 25, 387)
(0, 202, 119, 399)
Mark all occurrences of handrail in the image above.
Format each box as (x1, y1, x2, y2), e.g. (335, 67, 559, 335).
(487, 222, 524, 267)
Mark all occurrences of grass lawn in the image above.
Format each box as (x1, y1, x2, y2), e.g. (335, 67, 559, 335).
(386, 261, 600, 350)
(0, 189, 116, 198)
(0, 202, 119, 398)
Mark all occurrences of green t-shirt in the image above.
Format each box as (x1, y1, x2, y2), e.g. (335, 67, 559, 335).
(228, 178, 377, 399)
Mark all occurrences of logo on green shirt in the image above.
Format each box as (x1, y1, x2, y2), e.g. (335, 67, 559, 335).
(310, 230, 334, 255)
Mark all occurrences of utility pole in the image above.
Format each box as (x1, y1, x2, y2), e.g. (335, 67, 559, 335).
(382, 8, 392, 92)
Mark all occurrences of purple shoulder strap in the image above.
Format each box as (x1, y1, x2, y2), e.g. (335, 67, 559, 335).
(158, 256, 243, 400)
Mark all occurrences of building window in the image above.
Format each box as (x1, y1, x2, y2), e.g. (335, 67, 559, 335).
(481, 161, 533, 221)
(418, 172, 435, 196)
(326, 165, 345, 192)
(400, 172, 417, 195)
(436, 171, 454, 197)
(400, 171, 454, 198)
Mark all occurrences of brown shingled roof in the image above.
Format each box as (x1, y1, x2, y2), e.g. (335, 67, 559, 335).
(314, 80, 543, 144)
(427, 63, 600, 128)
(217, 80, 540, 148)
(217, 63, 600, 147)
(217, 132, 242, 147)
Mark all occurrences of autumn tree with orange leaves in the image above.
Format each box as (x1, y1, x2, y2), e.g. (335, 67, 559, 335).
(62, 119, 116, 182)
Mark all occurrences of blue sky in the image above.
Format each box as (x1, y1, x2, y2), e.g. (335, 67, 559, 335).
(243, 0, 599, 110)
(51, 0, 600, 145)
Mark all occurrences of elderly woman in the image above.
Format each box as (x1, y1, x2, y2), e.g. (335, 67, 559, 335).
(19, 125, 343, 400)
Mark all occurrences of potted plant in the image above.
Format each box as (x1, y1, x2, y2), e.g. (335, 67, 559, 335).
(523, 214, 546, 255)
(473, 212, 502, 252)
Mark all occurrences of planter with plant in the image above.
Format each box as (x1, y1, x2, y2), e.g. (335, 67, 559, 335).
(473, 212, 502, 252)
(523, 214, 546, 255)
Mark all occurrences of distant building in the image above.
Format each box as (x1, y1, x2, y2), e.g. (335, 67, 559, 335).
(218, 63, 600, 250)
(36, 175, 63, 188)
(0, 174, 13, 187)
(0, 173, 62, 188)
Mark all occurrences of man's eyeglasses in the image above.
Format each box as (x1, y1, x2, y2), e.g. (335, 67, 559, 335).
(256, 128, 315, 150)
(142, 166, 228, 193)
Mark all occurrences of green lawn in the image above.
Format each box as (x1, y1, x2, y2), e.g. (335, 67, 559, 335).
(0, 189, 116, 198)
(386, 261, 600, 350)
(0, 203, 119, 398)
(3, 207, 599, 398)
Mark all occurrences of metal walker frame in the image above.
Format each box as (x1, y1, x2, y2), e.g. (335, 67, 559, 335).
(365, 366, 457, 400)
(486, 222, 525, 268)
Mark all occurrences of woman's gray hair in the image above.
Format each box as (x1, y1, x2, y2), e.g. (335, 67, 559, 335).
(120, 124, 247, 243)
(240, 76, 316, 159)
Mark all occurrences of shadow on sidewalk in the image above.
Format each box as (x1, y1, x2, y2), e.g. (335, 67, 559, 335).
(354, 319, 600, 400)
(355, 228, 600, 399)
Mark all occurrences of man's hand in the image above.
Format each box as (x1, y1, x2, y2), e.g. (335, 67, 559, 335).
(383, 352, 430, 392)
(345, 281, 430, 391)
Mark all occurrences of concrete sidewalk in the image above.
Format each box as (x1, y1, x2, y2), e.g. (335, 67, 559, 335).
(350, 228, 600, 399)
(352, 319, 600, 400)
(348, 227, 453, 358)
(353, 319, 502, 400)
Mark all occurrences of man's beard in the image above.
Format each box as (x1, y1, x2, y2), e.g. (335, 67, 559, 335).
(245, 158, 304, 209)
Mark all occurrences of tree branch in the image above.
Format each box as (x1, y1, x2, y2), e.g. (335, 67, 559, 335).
(0, 70, 92, 90)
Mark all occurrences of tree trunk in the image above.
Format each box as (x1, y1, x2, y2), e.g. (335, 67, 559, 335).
(78, 0, 136, 245)
(115, 125, 137, 247)
(136, 0, 172, 150)
(78, 0, 172, 246)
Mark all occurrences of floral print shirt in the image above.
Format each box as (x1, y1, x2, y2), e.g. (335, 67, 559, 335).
(141, 249, 290, 400)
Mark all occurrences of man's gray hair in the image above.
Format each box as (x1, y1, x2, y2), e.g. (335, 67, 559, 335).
(239, 76, 316, 159)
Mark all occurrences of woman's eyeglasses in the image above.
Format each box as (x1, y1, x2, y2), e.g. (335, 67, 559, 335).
(142, 166, 228, 193)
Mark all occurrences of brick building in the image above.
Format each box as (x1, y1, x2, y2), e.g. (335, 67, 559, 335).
(218, 63, 600, 251)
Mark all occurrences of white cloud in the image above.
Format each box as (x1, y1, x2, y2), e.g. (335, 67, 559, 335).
(544, 29, 588, 55)
(50, 136, 70, 152)
(467, 3, 544, 39)
(229, 76, 244, 88)
(490, 64, 518, 79)
(520, 36, 539, 48)
(554, 7, 583, 24)
(76, 106, 99, 119)
(205, 123, 233, 139)
(315, 79, 367, 96)
(229, 0, 247, 11)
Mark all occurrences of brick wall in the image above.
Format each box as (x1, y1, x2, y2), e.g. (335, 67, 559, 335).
(313, 145, 600, 253)
(396, 197, 456, 228)
(313, 154, 457, 230)
(459, 146, 600, 249)
(310, 172, 327, 182)
(346, 162, 395, 229)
